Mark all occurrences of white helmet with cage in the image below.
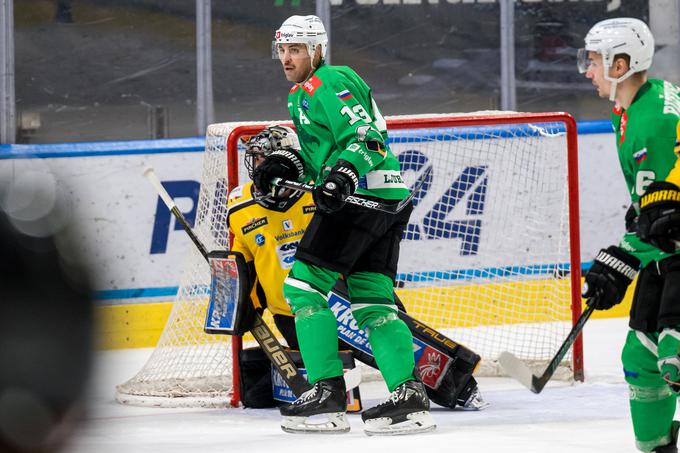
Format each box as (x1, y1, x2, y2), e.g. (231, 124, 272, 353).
(273, 15, 328, 63)
(577, 18, 654, 101)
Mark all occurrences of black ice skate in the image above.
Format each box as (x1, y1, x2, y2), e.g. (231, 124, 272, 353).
(362, 380, 436, 436)
(280, 376, 349, 434)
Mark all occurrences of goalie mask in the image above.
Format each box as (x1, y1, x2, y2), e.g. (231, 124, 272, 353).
(577, 18, 654, 101)
(241, 125, 301, 201)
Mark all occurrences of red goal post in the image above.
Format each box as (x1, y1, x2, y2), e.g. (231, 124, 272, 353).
(115, 111, 582, 409)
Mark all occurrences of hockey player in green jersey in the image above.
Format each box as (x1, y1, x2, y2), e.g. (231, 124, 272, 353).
(578, 18, 680, 453)
(253, 15, 434, 435)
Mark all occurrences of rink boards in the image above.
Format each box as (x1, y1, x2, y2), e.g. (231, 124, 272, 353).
(96, 278, 634, 349)
(0, 120, 633, 349)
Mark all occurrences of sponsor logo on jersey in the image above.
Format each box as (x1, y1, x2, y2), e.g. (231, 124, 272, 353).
(289, 85, 298, 94)
(303, 204, 316, 214)
(242, 216, 268, 235)
(365, 170, 407, 190)
(255, 233, 265, 246)
(276, 239, 299, 269)
(282, 219, 293, 231)
(663, 81, 680, 117)
(336, 89, 353, 100)
(275, 228, 305, 241)
(384, 174, 404, 184)
(302, 99, 309, 110)
(302, 75, 322, 96)
(633, 148, 648, 164)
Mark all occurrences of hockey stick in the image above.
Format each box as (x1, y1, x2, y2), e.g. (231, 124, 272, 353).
(143, 167, 362, 396)
(271, 177, 420, 214)
(498, 300, 595, 394)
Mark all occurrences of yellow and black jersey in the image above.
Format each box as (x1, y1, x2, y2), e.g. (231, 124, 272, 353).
(227, 182, 315, 316)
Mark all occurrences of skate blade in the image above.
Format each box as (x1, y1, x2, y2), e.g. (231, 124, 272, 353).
(363, 411, 436, 436)
(281, 412, 350, 434)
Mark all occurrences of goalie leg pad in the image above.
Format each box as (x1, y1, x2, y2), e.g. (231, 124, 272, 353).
(238, 347, 275, 408)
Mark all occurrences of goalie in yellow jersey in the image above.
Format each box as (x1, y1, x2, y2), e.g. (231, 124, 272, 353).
(228, 125, 486, 415)
(228, 125, 313, 350)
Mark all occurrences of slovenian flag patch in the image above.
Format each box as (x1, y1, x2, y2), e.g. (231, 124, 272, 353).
(336, 90, 353, 100)
(633, 148, 648, 164)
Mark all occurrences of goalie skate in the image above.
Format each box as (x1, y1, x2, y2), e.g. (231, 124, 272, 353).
(280, 376, 349, 434)
(362, 380, 436, 436)
(459, 386, 490, 411)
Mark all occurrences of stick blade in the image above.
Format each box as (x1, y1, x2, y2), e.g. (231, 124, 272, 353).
(498, 351, 540, 393)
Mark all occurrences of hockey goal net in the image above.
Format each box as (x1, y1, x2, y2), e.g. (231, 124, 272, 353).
(116, 112, 581, 408)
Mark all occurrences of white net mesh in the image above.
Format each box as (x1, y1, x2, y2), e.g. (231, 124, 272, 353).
(115, 113, 580, 407)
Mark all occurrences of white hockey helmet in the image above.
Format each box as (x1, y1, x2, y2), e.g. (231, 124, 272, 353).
(577, 18, 654, 100)
(273, 15, 328, 62)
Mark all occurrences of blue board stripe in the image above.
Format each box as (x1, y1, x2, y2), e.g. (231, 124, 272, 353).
(96, 262, 593, 303)
(0, 119, 612, 160)
(0, 137, 205, 159)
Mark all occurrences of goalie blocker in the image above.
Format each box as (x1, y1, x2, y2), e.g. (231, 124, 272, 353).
(205, 260, 483, 410)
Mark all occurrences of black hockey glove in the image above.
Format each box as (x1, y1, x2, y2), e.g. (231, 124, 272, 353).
(625, 203, 639, 233)
(252, 150, 305, 196)
(313, 160, 359, 214)
(637, 181, 680, 253)
(582, 246, 640, 310)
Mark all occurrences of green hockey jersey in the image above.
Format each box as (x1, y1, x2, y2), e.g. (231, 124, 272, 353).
(287, 64, 409, 201)
(612, 79, 680, 266)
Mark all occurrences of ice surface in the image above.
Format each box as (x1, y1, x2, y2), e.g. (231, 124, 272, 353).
(64, 318, 676, 453)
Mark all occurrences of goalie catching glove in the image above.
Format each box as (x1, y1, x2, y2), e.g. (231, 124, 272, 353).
(637, 181, 680, 253)
(582, 246, 640, 310)
(313, 160, 360, 214)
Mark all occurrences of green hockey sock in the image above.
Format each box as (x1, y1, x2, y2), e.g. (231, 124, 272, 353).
(294, 305, 344, 384)
(284, 262, 343, 385)
(628, 384, 676, 452)
(362, 310, 415, 392)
